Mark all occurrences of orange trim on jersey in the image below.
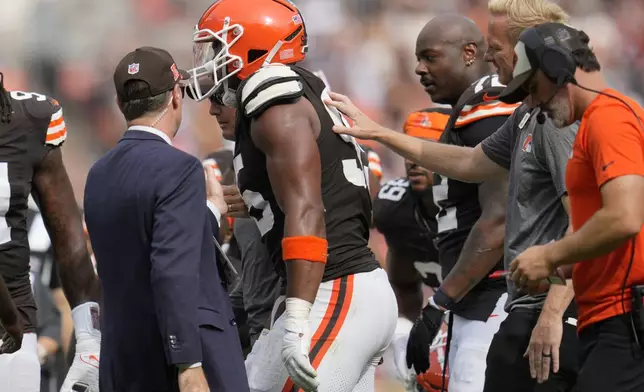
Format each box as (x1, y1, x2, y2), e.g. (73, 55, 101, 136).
(282, 236, 328, 263)
(454, 102, 519, 127)
(46, 107, 67, 145)
(367, 152, 383, 179)
(369, 167, 383, 179)
(367, 155, 380, 165)
(202, 158, 223, 182)
(404, 111, 449, 140)
(48, 117, 64, 128)
(46, 128, 67, 143)
(282, 275, 355, 392)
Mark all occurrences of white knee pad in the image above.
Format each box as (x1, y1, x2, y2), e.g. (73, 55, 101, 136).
(0, 333, 41, 392)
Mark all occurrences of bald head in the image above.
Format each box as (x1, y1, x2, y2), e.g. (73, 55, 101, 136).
(414, 14, 491, 106)
(417, 14, 486, 57)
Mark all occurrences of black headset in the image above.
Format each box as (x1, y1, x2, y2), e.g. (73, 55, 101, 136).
(520, 27, 577, 88)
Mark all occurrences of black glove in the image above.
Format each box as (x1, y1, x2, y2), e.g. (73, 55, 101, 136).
(406, 302, 445, 374)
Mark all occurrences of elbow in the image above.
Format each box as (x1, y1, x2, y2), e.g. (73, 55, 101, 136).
(619, 215, 643, 238)
(287, 201, 325, 237)
(459, 152, 485, 183)
(477, 217, 506, 249)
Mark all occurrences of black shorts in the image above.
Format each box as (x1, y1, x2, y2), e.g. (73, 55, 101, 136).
(484, 306, 578, 392)
(573, 313, 644, 392)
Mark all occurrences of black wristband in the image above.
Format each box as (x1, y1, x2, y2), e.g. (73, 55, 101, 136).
(433, 287, 456, 310)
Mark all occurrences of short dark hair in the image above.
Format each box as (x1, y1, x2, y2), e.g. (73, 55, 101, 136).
(572, 31, 601, 72)
(120, 80, 170, 121)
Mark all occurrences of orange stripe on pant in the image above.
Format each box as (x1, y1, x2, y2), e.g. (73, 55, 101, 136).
(282, 275, 355, 392)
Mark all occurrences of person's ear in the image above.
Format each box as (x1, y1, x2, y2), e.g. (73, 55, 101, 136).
(172, 85, 182, 110)
(463, 42, 478, 64)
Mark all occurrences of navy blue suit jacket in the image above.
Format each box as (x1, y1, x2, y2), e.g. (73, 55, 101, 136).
(84, 130, 248, 392)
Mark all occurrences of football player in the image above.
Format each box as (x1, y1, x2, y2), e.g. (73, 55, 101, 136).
(188, 1, 398, 391)
(332, 16, 520, 392)
(373, 107, 448, 391)
(0, 73, 100, 391)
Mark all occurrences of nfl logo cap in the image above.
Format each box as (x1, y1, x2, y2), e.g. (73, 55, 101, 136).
(114, 47, 189, 102)
(499, 23, 590, 104)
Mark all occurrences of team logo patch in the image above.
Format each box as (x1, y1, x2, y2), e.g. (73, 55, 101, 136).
(170, 63, 180, 81)
(420, 114, 431, 128)
(128, 63, 140, 75)
(556, 28, 571, 43)
(279, 49, 294, 60)
(522, 134, 533, 153)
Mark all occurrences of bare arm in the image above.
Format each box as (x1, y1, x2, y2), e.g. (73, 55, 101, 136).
(380, 132, 504, 183)
(32, 148, 99, 307)
(439, 177, 507, 301)
(252, 99, 326, 303)
(325, 92, 506, 183)
(541, 196, 575, 316)
(547, 176, 644, 267)
(51, 288, 73, 354)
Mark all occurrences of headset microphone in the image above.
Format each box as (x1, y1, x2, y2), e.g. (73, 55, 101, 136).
(537, 111, 546, 125)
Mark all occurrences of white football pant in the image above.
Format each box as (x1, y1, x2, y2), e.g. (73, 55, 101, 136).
(246, 268, 398, 392)
(0, 332, 40, 392)
(447, 293, 508, 392)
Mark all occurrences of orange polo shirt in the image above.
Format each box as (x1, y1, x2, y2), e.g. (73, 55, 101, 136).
(566, 89, 644, 331)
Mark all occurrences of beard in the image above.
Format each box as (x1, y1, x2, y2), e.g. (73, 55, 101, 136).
(543, 92, 573, 128)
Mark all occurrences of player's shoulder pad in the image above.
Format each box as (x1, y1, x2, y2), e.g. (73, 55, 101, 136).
(403, 106, 451, 140)
(16, 92, 67, 147)
(452, 74, 520, 129)
(237, 64, 305, 118)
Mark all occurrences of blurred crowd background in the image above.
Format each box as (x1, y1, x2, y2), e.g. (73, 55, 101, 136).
(1, 0, 643, 390)
(2, 0, 643, 199)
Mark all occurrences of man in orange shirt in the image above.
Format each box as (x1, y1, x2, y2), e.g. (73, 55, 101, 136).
(505, 23, 644, 392)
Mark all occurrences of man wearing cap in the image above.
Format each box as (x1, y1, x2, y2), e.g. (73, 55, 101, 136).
(83, 47, 248, 392)
(323, 12, 584, 392)
(508, 23, 644, 392)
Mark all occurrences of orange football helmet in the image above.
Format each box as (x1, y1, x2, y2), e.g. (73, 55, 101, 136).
(188, 0, 308, 101)
(417, 322, 450, 391)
